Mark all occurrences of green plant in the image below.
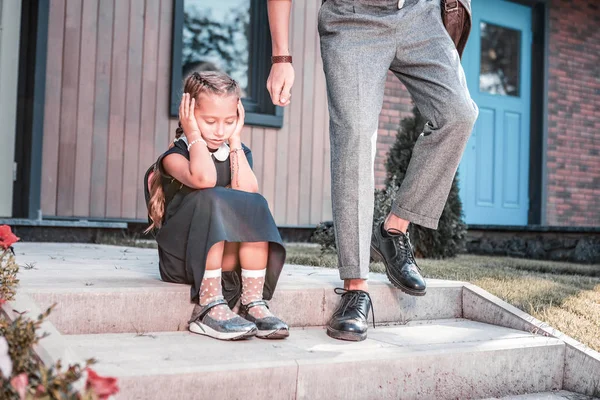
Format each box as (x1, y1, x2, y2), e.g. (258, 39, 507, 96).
(0, 251, 19, 304)
(311, 221, 336, 253)
(0, 226, 20, 303)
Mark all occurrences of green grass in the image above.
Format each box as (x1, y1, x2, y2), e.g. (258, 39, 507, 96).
(286, 245, 600, 352)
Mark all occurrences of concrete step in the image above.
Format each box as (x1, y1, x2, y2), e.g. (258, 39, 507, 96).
(15, 243, 464, 334)
(489, 391, 599, 400)
(65, 319, 565, 400)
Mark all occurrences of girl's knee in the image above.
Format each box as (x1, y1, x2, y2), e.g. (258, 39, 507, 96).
(222, 242, 241, 272)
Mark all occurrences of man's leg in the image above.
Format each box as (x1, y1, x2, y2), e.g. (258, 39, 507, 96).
(390, 0, 478, 229)
(319, 0, 396, 341)
(371, 0, 478, 294)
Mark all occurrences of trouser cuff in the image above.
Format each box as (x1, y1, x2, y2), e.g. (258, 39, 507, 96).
(338, 264, 369, 281)
(391, 203, 439, 230)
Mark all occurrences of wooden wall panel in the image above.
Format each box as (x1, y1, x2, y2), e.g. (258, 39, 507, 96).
(89, 0, 114, 218)
(122, 0, 145, 218)
(105, 0, 129, 218)
(136, 0, 161, 219)
(262, 128, 277, 215)
(299, 1, 319, 225)
(55, 0, 82, 216)
(146, 0, 174, 219)
(41, 0, 65, 216)
(73, 0, 98, 217)
(251, 127, 265, 191)
(42, 0, 333, 226)
(285, 0, 306, 226)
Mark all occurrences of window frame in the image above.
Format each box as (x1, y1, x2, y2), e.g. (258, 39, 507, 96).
(170, 0, 283, 128)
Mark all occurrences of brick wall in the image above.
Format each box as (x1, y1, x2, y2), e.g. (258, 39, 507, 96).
(375, 0, 600, 226)
(546, 0, 600, 226)
(375, 72, 413, 189)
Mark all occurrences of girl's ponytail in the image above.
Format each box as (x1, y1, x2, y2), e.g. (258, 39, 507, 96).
(145, 166, 165, 233)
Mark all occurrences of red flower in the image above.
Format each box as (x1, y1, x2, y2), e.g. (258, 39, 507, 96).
(10, 373, 28, 400)
(35, 384, 46, 396)
(85, 368, 119, 399)
(0, 298, 5, 306)
(0, 225, 19, 250)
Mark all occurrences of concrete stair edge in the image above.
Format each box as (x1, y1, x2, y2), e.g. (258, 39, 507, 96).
(65, 323, 566, 400)
(9, 243, 600, 399)
(463, 283, 600, 398)
(25, 283, 464, 335)
(488, 391, 600, 400)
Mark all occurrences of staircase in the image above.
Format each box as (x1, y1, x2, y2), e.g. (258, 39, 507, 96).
(6, 243, 600, 400)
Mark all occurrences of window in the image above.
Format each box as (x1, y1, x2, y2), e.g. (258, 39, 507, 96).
(171, 0, 283, 127)
(479, 22, 521, 97)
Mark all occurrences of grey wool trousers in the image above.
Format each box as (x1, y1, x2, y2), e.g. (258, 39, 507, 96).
(318, 0, 479, 280)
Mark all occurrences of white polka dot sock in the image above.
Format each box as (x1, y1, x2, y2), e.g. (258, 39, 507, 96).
(199, 268, 237, 321)
(241, 268, 273, 319)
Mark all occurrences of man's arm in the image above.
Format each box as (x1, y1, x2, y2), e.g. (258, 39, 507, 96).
(266, 0, 294, 107)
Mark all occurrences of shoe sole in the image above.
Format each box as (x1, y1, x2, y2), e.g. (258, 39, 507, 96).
(370, 245, 427, 297)
(326, 327, 367, 342)
(189, 322, 257, 341)
(256, 328, 290, 340)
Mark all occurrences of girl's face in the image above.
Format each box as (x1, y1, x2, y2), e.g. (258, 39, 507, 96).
(193, 92, 239, 148)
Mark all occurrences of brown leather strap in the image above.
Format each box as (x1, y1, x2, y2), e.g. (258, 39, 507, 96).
(271, 55, 293, 64)
(441, 0, 466, 57)
(443, 0, 459, 12)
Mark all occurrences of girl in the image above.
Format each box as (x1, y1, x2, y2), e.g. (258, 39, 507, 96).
(144, 71, 288, 341)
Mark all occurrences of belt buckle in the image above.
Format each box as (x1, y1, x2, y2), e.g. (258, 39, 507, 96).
(444, 0, 459, 12)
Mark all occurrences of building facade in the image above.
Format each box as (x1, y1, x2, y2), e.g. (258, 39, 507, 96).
(0, 0, 598, 228)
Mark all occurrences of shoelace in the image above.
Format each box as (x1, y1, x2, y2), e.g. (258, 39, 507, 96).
(387, 229, 421, 273)
(402, 232, 419, 268)
(334, 288, 376, 328)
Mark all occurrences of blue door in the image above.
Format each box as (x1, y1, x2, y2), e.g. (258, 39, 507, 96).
(459, 0, 532, 225)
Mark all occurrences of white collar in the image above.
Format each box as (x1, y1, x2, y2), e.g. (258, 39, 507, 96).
(176, 136, 230, 162)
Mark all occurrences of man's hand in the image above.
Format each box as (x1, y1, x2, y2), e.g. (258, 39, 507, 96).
(267, 62, 295, 107)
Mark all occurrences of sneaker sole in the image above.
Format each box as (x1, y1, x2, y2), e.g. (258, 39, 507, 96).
(189, 322, 257, 341)
(370, 245, 427, 297)
(256, 328, 290, 340)
(326, 326, 367, 342)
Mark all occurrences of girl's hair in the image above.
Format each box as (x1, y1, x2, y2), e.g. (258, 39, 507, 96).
(146, 71, 241, 232)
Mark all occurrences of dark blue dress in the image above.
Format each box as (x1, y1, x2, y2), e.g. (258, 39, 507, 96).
(145, 140, 285, 306)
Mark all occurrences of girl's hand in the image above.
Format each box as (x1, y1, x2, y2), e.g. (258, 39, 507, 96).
(179, 93, 201, 139)
(229, 101, 245, 146)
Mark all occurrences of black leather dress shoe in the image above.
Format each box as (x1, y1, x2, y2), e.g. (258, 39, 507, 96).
(326, 288, 374, 342)
(239, 300, 289, 339)
(371, 221, 427, 296)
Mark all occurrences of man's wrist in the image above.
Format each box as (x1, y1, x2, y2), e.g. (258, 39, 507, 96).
(272, 45, 290, 56)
